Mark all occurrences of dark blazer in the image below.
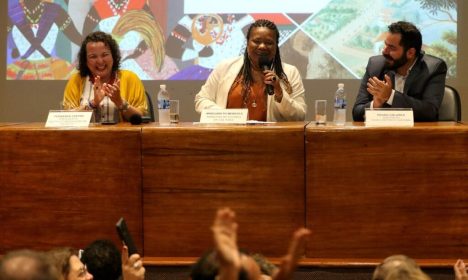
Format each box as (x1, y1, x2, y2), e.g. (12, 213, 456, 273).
(352, 53, 447, 121)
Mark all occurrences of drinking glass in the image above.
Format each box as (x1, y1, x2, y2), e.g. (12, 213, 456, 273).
(170, 100, 179, 123)
(315, 100, 327, 125)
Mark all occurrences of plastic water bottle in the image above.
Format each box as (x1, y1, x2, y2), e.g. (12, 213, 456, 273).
(333, 83, 346, 126)
(157, 84, 170, 125)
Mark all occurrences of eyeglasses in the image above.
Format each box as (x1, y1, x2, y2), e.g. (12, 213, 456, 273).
(77, 264, 89, 279)
(78, 249, 84, 260)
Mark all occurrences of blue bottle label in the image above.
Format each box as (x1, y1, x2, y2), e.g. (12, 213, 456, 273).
(335, 98, 346, 109)
(158, 99, 170, 109)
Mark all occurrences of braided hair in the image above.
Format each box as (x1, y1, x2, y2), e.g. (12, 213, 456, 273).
(235, 19, 292, 105)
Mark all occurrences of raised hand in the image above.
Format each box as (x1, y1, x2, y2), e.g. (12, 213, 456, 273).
(273, 228, 311, 280)
(121, 245, 145, 280)
(212, 208, 241, 280)
(455, 259, 468, 280)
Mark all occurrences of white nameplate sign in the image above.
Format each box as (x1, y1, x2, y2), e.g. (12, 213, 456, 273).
(365, 109, 414, 127)
(200, 109, 248, 124)
(45, 111, 93, 128)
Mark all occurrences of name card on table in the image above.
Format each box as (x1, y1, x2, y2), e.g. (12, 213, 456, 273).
(45, 110, 93, 128)
(200, 109, 248, 124)
(365, 109, 414, 127)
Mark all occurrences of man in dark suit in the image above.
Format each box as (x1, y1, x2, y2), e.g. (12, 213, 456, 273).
(353, 21, 447, 122)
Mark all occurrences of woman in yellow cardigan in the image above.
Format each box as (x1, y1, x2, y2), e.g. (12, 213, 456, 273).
(63, 31, 147, 123)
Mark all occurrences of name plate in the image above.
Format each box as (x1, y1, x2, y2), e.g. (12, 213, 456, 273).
(365, 109, 414, 127)
(45, 110, 93, 128)
(200, 109, 248, 124)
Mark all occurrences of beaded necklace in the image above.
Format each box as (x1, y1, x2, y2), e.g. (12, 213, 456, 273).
(107, 0, 130, 16)
(20, 0, 44, 27)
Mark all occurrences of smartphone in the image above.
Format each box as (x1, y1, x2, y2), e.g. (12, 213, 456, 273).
(115, 217, 138, 256)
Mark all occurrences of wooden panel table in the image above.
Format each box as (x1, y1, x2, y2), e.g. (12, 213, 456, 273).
(0, 123, 143, 253)
(142, 122, 307, 257)
(305, 122, 468, 260)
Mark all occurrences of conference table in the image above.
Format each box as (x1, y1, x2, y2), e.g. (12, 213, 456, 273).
(0, 122, 466, 265)
(0, 123, 143, 253)
(305, 122, 468, 262)
(142, 122, 305, 257)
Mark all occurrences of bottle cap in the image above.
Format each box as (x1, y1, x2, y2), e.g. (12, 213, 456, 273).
(338, 83, 344, 88)
(160, 84, 166, 90)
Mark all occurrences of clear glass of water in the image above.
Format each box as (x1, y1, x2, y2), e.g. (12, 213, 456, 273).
(170, 100, 179, 123)
(315, 100, 327, 125)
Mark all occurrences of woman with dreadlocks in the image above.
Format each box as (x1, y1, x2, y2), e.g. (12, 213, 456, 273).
(194, 19, 306, 122)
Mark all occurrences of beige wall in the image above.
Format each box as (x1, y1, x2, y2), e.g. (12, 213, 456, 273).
(1, 2, 466, 122)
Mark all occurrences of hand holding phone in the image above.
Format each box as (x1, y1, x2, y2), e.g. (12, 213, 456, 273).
(116, 217, 138, 256)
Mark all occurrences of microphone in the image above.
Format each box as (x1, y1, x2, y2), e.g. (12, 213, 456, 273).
(129, 114, 142, 125)
(258, 55, 274, 95)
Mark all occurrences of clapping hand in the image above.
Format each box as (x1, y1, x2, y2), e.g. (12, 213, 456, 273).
(92, 75, 106, 105)
(367, 74, 393, 108)
(103, 78, 123, 108)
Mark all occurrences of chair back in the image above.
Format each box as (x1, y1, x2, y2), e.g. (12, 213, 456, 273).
(144, 91, 155, 122)
(439, 85, 461, 121)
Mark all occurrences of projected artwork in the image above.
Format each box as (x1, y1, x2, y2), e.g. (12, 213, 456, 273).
(6, 0, 457, 80)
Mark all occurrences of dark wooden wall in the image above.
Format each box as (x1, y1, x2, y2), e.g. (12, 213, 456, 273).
(1, 122, 467, 264)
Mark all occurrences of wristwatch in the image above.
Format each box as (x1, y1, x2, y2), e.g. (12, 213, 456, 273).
(88, 100, 97, 109)
(119, 100, 129, 112)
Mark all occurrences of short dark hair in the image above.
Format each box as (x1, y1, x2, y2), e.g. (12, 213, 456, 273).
(388, 21, 422, 56)
(250, 253, 277, 276)
(81, 239, 122, 280)
(0, 250, 58, 280)
(77, 31, 121, 77)
(190, 250, 249, 280)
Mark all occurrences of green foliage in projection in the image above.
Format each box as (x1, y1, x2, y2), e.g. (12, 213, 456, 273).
(417, 0, 456, 16)
(426, 30, 457, 77)
(303, 0, 362, 41)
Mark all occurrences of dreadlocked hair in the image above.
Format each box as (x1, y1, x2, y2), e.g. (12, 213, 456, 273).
(235, 19, 292, 105)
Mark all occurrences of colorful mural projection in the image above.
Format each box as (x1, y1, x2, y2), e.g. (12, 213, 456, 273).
(6, 0, 457, 80)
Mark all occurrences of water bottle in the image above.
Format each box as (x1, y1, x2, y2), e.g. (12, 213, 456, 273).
(333, 83, 346, 125)
(157, 84, 170, 125)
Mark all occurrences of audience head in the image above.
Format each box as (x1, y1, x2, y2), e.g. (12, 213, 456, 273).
(0, 249, 58, 280)
(250, 254, 277, 277)
(81, 240, 121, 280)
(77, 31, 121, 80)
(372, 255, 431, 280)
(190, 250, 263, 280)
(47, 247, 92, 280)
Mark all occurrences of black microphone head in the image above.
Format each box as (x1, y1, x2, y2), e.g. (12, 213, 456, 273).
(129, 114, 142, 125)
(258, 55, 271, 70)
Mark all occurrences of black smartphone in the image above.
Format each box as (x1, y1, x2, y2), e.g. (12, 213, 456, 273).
(115, 217, 138, 256)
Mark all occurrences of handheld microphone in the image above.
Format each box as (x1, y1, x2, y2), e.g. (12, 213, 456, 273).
(129, 114, 142, 125)
(258, 55, 275, 95)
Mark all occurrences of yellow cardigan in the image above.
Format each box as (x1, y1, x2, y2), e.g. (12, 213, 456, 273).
(63, 70, 147, 115)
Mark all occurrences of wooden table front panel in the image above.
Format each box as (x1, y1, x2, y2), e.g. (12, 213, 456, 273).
(142, 123, 306, 257)
(0, 124, 143, 253)
(305, 122, 468, 259)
